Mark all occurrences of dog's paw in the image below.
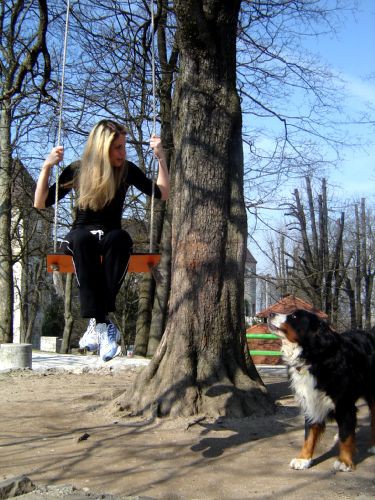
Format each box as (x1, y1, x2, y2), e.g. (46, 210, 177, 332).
(290, 458, 312, 470)
(367, 445, 375, 454)
(333, 460, 353, 472)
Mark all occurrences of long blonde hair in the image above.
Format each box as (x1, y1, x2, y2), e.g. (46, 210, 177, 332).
(78, 120, 127, 211)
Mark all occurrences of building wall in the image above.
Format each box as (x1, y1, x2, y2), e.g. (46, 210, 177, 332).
(11, 162, 50, 347)
(256, 276, 281, 314)
(11, 208, 47, 347)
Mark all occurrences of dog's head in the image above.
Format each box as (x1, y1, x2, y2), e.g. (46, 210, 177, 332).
(267, 309, 322, 344)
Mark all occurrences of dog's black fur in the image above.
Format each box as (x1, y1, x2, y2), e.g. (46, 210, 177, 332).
(284, 310, 375, 402)
(268, 309, 375, 471)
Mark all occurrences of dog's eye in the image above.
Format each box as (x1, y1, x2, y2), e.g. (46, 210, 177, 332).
(291, 314, 297, 319)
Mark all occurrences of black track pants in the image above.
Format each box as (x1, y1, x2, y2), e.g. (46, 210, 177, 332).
(62, 227, 133, 318)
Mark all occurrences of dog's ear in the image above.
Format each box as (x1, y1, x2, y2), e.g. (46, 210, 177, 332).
(293, 310, 321, 336)
(308, 312, 322, 333)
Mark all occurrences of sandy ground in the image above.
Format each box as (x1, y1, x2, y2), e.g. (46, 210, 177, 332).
(0, 361, 374, 499)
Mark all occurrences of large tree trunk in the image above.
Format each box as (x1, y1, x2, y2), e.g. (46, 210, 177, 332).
(0, 102, 14, 343)
(116, 1, 272, 418)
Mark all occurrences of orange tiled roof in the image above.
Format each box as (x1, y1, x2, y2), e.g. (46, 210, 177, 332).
(256, 295, 328, 320)
(246, 323, 270, 334)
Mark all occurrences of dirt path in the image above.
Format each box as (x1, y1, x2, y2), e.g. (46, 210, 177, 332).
(0, 366, 374, 499)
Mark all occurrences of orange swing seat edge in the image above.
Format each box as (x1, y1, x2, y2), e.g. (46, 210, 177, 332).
(46, 253, 161, 274)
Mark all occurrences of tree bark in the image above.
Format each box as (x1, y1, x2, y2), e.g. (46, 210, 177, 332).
(61, 273, 74, 354)
(147, 211, 172, 355)
(0, 102, 14, 343)
(344, 277, 357, 329)
(24, 258, 44, 344)
(360, 198, 374, 330)
(134, 274, 155, 356)
(116, 0, 272, 418)
(147, 2, 176, 355)
(354, 204, 363, 329)
(292, 187, 321, 308)
(331, 213, 345, 326)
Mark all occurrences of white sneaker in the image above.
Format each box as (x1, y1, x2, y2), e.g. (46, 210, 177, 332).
(97, 322, 121, 362)
(79, 318, 98, 351)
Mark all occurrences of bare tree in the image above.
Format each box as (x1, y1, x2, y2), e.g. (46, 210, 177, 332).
(242, 1, 362, 269)
(282, 178, 346, 320)
(342, 198, 375, 329)
(360, 199, 375, 329)
(263, 177, 375, 330)
(0, 0, 51, 342)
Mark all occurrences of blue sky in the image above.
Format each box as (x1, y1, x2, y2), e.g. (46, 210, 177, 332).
(250, 1, 375, 271)
(311, 1, 375, 198)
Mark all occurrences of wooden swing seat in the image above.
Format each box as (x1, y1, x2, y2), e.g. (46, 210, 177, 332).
(46, 253, 161, 274)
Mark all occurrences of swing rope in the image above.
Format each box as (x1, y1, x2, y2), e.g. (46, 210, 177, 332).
(149, 0, 157, 254)
(53, 0, 71, 254)
(48, 0, 161, 276)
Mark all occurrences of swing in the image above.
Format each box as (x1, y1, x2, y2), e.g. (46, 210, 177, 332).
(46, 253, 161, 274)
(46, 0, 161, 276)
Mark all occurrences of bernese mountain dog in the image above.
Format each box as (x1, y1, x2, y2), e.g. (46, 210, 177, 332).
(268, 309, 375, 471)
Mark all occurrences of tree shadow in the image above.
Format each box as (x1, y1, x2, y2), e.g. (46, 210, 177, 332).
(191, 379, 374, 471)
(191, 378, 299, 458)
(311, 415, 374, 468)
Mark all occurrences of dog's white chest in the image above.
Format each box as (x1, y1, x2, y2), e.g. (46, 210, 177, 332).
(282, 341, 334, 423)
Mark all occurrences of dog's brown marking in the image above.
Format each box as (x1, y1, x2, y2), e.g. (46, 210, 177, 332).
(282, 323, 299, 343)
(298, 423, 325, 460)
(338, 435, 356, 469)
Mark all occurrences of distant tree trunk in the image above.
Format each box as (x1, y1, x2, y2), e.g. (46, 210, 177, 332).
(0, 102, 14, 343)
(136, 1, 177, 356)
(345, 277, 357, 329)
(147, 5, 177, 355)
(364, 274, 374, 330)
(24, 258, 45, 344)
(147, 212, 172, 355)
(319, 179, 333, 315)
(354, 204, 363, 329)
(118, 275, 137, 348)
(134, 275, 155, 356)
(292, 186, 322, 309)
(360, 198, 375, 330)
(331, 214, 346, 326)
(61, 273, 74, 354)
(117, 0, 272, 418)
